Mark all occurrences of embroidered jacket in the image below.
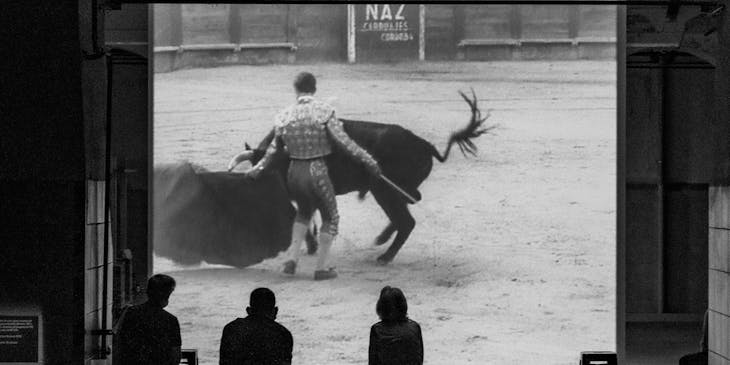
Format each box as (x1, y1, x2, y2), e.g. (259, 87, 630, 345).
(251, 95, 379, 173)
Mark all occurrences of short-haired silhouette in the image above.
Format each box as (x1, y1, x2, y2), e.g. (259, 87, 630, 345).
(293, 71, 316, 94)
(220, 287, 293, 365)
(117, 274, 181, 365)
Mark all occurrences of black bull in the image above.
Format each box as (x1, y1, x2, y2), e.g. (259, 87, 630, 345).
(153, 91, 490, 267)
(247, 91, 492, 264)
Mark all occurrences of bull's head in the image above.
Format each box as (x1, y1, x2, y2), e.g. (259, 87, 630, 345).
(227, 144, 254, 172)
(227, 129, 284, 173)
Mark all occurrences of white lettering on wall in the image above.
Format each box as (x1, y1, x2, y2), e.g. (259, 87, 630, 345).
(365, 4, 406, 21)
(366, 5, 378, 21)
(395, 4, 405, 20)
(380, 5, 392, 21)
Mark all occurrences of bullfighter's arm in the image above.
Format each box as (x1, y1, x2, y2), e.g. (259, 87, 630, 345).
(325, 112, 381, 176)
(246, 131, 281, 179)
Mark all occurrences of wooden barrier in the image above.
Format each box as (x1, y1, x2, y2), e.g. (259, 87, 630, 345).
(455, 4, 616, 60)
(153, 4, 616, 71)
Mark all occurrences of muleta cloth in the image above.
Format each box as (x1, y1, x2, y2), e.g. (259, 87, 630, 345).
(153, 162, 294, 267)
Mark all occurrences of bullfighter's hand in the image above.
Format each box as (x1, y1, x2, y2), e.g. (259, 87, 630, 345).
(367, 162, 382, 177)
(244, 167, 262, 180)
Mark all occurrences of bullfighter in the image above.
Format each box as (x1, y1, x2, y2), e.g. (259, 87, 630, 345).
(244, 72, 382, 280)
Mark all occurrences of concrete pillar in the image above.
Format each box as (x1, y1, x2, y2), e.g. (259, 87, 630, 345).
(712, 5, 730, 181)
(709, 186, 730, 365)
(708, 7, 730, 364)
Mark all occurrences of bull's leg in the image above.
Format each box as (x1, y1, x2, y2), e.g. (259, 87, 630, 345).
(373, 223, 396, 246)
(371, 187, 416, 264)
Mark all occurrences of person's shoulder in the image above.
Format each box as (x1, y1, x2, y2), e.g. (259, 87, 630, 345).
(221, 318, 246, 335)
(405, 318, 421, 329)
(160, 308, 178, 321)
(311, 100, 335, 123)
(261, 319, 291, 344)
(270, 320, 292, 335)
(371, 321, 386, 331)
(275, 104, 297, 125)
(312, 100, 335, 112)
(129, 301, 150, 310)
(406, 319, 422, 336)
(122, 302, 147, 319)
(125, 302, 144, 312)
(312, 98, 334, 109)
(223, 317, 246, 329)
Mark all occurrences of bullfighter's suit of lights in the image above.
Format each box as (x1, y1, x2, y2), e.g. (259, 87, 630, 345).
(250, 95, 381, 280)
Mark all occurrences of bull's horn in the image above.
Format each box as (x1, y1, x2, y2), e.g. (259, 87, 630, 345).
(227, 150, 254, 172)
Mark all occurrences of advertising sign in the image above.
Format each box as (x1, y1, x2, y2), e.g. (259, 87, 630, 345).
(353, 4, 422, 62)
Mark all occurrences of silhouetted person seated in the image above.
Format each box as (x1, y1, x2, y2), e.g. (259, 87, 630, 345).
(117, 274, 181, 365)
(369, 286, 424, 365)
(220, 287, 293, 365)
(679, 310, 708, 365)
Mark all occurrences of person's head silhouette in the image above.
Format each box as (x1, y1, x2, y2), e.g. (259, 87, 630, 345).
(293, 72, 317, 96)
(146, 274, 176, 308)
(376, 286, 408, 323)
(247, 287, 278, 320)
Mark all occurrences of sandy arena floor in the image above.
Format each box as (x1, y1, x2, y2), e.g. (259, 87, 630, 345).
(153, 61, 616, 364)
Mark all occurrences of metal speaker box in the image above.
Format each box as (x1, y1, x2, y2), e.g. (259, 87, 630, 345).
(580, 351, 617, 365)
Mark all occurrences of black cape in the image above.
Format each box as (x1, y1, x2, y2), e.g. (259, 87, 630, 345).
(153, 162, 295, 268)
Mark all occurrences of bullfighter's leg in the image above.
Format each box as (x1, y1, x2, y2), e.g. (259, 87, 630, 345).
(371, 183, 415, 264)
(283, 222, 309, 270)
(374, 223, 396, 246)
(283, 160, 319, 274)
(283, 197, 315, 275)
(311, 160, 338, 280)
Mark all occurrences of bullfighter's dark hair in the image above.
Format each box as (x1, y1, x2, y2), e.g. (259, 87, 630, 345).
(376, 286, 408, 323)
(250, 287, 276, 311)
(147, 274, 176, 303)
(294, 72, 317, 94)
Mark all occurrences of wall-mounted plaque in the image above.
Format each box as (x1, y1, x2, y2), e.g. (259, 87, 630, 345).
(0, 316, 39, 363)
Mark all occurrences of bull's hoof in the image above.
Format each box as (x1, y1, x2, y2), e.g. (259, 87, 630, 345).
(373, 236, 389, 246)
(376, 255, 393, 265)
(314, 268, 338, 281)
(282, 260, 297, 275)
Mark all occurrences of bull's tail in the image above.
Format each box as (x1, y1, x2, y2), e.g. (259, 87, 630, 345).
(429, 142, 448, 163)
(432, 88, 496, 163)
